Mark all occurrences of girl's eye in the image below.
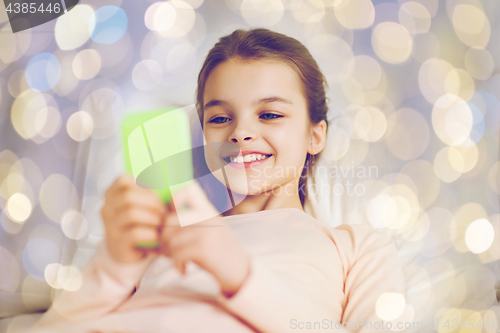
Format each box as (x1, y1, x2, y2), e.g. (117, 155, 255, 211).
(208, 116, 230, 124)
(260, 113, 283, 120)
(208, 113, 283, 124)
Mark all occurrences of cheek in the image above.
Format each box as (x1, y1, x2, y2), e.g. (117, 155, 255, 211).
(271, 125, 309, 156)
(202, 129, 217, 144)
(203, 127, 227, 142)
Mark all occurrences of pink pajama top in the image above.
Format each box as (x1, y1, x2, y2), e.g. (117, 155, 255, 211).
(29, 207, 407, 333)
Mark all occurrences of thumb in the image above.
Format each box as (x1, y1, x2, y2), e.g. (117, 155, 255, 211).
(167, 197, 177, 214)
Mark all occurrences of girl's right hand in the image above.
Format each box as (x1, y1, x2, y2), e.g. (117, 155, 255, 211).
(100, 174, 168, 263)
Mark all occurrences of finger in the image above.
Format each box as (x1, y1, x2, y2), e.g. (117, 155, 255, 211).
(123, 226, 159, 249)
(105, 174, 136, 201)
(161, 225, 197, 250)
(101, 203, 111, 224)
(169, 246, 194, 275)
(113, 189, 167, 217)
(113, 207, 165, 230)
(174, 259, 186, 275)
(160, 213, 183, 244)
(159, 218, 197, 257)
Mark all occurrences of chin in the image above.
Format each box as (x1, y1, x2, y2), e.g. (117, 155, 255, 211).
(213, 171, 272, 197)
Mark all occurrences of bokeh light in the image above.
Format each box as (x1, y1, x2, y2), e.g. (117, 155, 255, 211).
(375, 292, 406, 321)
(367, 194, 397, 228)
(8, 70, 30, 98)
(433, 146, 464, 183)
(55, 4, 95, 50)
(334, 0, 375, 29)
(53, 50, 80, 97)
(465, 218, 494, 254)
(35, 106, 62, 140)
(61, 209, 89, 240)
(464, 48, 494, 81)
(10, 90, 60, 143)
(132, 60, 163, 91)
(451, 4, 490, 48)
(25, 53, 61, 92)
(6, 193, 32, 223)
(0, 23, 31, 65)
(431, 94, 483, 147)
(39, 174, 79, 224)
(398, 1, 431, 35)
(419, 59, 454, 104)
(307, 34, 353, 85)
(453, 202, 488, 253)
(290, 0, 324, 24)
(340, 55, 382, 90)
(385, 108, 429, 160)
(372, 22, 413, 64)
(44, 263, 83, 291)
(152, 0, 196, 38)
(66, 111, 94, 142)
(444, 68, 475, 102)
(145, 2, 177, 32)
(90, 6, 128, 44)
(73, 49, 102, 80)
(241, 0, 284, 27)
(22, 238, 60, 282)
(345, 105, 387, 142)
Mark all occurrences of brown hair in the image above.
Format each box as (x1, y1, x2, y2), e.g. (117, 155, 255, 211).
(195, 28, 329, 207)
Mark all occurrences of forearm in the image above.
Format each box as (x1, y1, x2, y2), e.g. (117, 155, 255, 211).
(215, 257, 350, 333)
(31, 242, 155, 330)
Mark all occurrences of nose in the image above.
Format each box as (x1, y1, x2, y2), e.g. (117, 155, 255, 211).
(229, 121, 255, 143)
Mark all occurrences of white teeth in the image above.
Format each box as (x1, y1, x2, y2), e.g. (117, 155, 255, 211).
(229, 154, 270, 163)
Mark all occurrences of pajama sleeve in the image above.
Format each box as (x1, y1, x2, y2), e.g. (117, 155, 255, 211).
(214, 224, 408, 333)
(215, 255, 349, 333)
(213, 220, 350, 333)
(30, 241, 156, 331)
(336, 224, 409, 333)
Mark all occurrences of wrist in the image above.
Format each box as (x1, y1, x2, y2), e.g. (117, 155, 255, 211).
(221, 254, 251, 298)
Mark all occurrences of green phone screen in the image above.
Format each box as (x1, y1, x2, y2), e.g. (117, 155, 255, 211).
(120, 108, 194, 248)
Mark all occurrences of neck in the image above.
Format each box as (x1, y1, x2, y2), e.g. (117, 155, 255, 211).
(221, 179, 304, 217)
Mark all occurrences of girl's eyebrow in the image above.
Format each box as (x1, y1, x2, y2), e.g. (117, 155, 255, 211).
(203, 96, 293, 110)
(254, 96, 293, 106)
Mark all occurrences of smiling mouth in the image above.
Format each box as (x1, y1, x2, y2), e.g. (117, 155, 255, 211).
(222, 154, 273, 164)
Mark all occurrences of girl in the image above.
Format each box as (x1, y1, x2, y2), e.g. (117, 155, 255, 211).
(30, 28, 406, 333)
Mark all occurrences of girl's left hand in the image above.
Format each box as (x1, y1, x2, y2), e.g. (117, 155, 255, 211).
(160, 181, 251, 298)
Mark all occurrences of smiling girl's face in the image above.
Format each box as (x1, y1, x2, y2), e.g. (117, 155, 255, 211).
(202, 58, 325, 211)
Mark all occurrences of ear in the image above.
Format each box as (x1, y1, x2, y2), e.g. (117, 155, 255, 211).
(307, 120, 327, 155)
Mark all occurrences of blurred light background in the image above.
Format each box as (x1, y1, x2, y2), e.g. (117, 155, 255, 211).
(0, 0, 499, 332)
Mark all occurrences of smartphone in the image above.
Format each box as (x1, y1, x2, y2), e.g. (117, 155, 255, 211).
(120, 108, 193, 249)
